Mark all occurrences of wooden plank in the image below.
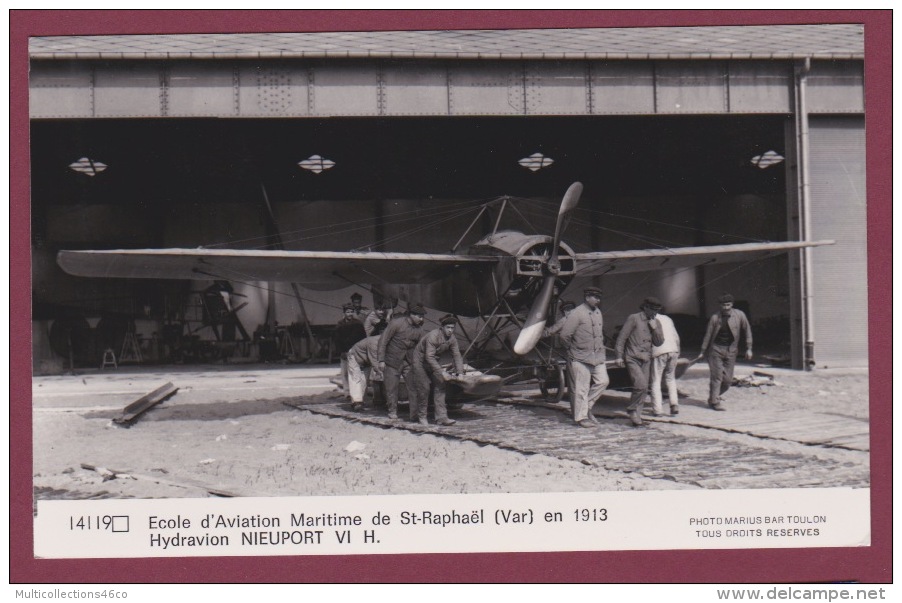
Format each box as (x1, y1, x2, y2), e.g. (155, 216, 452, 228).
(80, 463, 248, 497)
(770, 429, 867, 441)
(113, 382, 178, 425)
(755, 421, 862, 438)
(798, 423, 872, 435)
(824, 432, 870, 443)
(821, 435, 870, 450)
(749, 423, 838, 436)
(719, 417, 790, 429)
(726, 416, 851, 432)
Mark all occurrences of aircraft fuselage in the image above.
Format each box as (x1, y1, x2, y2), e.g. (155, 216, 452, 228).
(378, 230, 577, 318)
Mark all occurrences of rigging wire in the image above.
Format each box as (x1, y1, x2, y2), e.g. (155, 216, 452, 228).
(203, 197, 493, 250)
(664, 259, 765, 309)
(520, 197, 772, 250)
(594, 206, 771, 244)
(352, 204, 486, 252)
(505, 200, 542, 236)
(277, 202, 489, 250)
(602, 271, 657, 312)
(601, 258, 762, 316)
(515, 200, 678, 250)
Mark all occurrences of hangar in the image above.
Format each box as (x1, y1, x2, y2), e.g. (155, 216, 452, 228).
(29, 24, 867, 372)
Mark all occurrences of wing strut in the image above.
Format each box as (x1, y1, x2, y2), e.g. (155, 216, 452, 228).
(451, 204, 490, 252)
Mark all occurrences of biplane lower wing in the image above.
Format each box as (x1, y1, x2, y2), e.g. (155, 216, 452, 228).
(57, 248, 506, 289)
(572, 240, 835, 277)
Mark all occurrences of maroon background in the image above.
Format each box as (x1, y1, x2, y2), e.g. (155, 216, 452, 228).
(10, 10, 892, 584)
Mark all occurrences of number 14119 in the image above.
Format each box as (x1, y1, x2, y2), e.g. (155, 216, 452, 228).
(70, 515, 114, 530)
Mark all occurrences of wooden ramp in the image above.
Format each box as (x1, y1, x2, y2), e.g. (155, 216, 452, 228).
(492, 390, 870, 452)
(285, 398, 870, 490)
(636, 409, 870, 452)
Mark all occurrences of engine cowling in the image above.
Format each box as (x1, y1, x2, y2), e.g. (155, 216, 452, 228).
(470, 231, 577, 277)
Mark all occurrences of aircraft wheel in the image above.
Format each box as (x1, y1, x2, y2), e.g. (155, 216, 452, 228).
(538, 364, 567, 404)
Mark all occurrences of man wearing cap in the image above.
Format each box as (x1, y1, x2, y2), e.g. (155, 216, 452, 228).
(377, 303, 427, 420)
(650, 305, 682, 417)
(615, 297, 666, 426)
(410, 314, 466, 426)
(349, 292, 369, 322)
(334, 304, 367, 395)
(559, 287, 610, 428)
(696, 294, 753, 411)
(346, 334, 383, 412)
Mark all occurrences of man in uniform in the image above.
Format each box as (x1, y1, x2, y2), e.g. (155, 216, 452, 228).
(334, 304, 367, 395)
(349, 292, 369, 322)
(543, 300, 576, 338)
(346, 334, 383, 412)
(410, 314, 466, 426)
(696, 293, 753, 411)
(615, 297, 665, 426)
(377, 303, 427, 420)
(559, 287, 609, 428)
(363, 302, 391, 336)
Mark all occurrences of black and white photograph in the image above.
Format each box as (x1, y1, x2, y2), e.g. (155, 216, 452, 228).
(14, 11, 890, 584)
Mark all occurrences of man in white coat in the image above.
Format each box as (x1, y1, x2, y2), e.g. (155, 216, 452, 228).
(650, 309, 681, 416)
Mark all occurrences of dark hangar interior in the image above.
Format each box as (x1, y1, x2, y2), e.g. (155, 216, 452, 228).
(28, 26, 867, 371)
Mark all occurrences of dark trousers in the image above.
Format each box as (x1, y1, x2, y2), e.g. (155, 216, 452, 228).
(625, 356, 652, 412)
(410, 360, 450, 422)
(383, 364, 409, 416)
(708, 344, 737, 404)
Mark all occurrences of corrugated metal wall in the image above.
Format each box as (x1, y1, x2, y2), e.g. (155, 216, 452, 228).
(30, 59, 862, 119)
(808, 116, 868, 367)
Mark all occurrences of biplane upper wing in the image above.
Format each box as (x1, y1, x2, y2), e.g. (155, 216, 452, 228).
(57, 248, 506, 288)
(572, 240, 835, 277)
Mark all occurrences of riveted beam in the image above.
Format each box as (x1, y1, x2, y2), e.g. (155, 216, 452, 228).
(29, 58, 862, 119)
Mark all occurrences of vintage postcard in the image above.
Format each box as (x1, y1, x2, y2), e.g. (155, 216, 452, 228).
(12, 10, 891, 584)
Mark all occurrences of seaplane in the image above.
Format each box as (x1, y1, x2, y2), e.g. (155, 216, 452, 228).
(57, 182, 833, 404)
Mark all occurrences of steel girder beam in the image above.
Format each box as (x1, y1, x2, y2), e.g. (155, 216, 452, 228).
(30, 58, 863, 119)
